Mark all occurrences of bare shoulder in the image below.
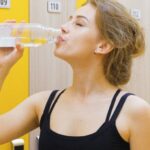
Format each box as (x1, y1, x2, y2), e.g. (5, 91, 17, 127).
(122, 94, 150, 148)
(125, 95, 150, 119)
(30, 90, 52, 105)
(125, 94, 150, 138)
(29, 90, 53, 124)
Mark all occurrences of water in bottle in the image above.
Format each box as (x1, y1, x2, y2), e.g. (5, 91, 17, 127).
(0, 23, 61, 48)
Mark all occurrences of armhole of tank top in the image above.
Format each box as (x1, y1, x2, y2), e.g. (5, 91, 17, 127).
(39, 90, 59, 129)
(112, 93, 134, 144)
(109, 93, 134, 124)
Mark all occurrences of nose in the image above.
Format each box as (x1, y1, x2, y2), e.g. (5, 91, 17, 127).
(61, 23, 69, 34)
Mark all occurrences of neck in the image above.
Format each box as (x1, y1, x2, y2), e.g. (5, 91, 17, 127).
(69, 62, 117, 97)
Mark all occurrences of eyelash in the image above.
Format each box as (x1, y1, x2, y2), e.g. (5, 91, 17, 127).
(76, 23, 83, 27)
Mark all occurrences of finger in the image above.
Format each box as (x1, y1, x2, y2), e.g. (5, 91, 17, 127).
(16, 43, 24, 51)
(6, 45, 24, 65)
(0, 47, 14, 50)
(4, 20, 16, 23)
(21, 20, 26, 23)
(0, 48, 14, 57)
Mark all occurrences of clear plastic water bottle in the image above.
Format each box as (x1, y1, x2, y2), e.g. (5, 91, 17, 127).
(0, 23, 61, 48)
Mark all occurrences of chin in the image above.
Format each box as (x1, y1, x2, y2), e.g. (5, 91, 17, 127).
(54, 48, 76, 65)
(54, 47, 68, 60)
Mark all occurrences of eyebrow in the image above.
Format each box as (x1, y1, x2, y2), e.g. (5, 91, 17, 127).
(69, 15, 89, 22)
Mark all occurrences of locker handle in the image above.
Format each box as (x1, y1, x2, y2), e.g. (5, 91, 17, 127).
(11, 139, 24, 150)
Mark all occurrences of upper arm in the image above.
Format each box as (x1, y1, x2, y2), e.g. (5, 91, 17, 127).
(129, 96, 150, 150)
(0, 90, 51, 144)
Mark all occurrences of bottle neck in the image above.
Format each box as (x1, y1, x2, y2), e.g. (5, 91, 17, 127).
(45, 27, 61, 37)
(44, 27, 60, 44)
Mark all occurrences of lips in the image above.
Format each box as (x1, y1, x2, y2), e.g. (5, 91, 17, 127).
(55, 35, 66, 45)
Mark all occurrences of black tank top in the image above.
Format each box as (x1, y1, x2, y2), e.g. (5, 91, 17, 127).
(39, 89, 133, 150)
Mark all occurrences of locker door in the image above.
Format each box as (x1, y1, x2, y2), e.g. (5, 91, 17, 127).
(29, 0, 76, 149)
(119, 0, 150, 101)
(0, 0, 29, 149)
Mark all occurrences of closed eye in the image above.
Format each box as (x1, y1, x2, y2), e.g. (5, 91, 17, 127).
(76, 23, 84, 27)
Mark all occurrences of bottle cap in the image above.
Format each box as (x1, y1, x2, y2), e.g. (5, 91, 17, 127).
(0, 37, 16, 47)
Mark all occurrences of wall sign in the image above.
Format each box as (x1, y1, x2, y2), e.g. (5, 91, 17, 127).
(131, 9, 141, 20)
(47, 0, 61, 13)
(0, 0, 10, 8)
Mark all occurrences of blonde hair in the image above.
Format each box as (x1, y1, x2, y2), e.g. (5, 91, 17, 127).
(87, 0, 145, 86)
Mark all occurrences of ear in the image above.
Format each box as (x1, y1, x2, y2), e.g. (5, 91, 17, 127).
(94, 41, 114, 54)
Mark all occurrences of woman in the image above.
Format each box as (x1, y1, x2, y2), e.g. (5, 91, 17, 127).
(0, 0, 150, 149)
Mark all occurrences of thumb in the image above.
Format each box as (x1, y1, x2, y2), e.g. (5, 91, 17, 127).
(5, 44, 24, 66)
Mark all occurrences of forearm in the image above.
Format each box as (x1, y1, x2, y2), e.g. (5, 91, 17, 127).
(0, 68, 9, 90)
(0, 45, 23, 91)
(0, 76, 5, 90)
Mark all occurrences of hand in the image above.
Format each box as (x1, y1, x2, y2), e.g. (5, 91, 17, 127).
(0, 44, 24, 69)
(0, 44, 24, 90)
(0, 20, 24, 89)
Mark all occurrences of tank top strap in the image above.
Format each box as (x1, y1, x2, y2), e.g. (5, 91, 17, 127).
(40, 90, 59, 129)
(110, 93, 134, 123)
(105, 89, 122, 122)
(48, 89, 66, 115)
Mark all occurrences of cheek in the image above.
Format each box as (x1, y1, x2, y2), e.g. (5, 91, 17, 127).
(71, 26, 100, 55)
(54, 32, 97, 60)
(70, 33, 97, 58)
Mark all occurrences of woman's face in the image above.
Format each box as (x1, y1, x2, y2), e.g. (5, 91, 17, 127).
(54, 3, 101, 64)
